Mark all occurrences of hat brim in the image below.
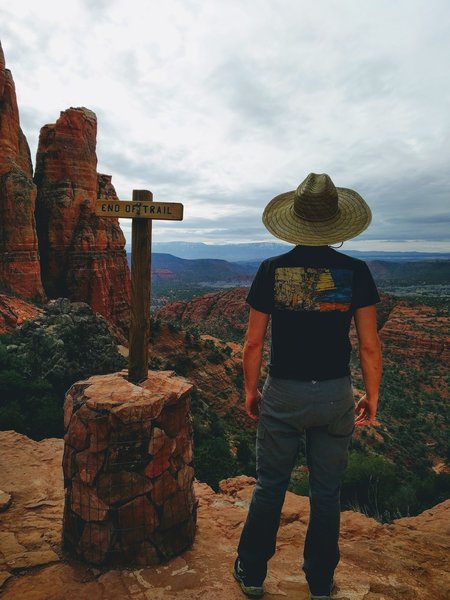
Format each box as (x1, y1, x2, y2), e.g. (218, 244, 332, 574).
(262, 186, 372, 246)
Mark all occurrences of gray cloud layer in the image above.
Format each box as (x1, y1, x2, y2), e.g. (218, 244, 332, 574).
(1, 0, 449, 250)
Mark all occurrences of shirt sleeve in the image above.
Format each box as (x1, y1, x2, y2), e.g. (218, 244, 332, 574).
(352, 261, 380, 309)
(246, 260, 274, 314)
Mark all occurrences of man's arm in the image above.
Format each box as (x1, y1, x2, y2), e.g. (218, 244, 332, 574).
(353, 304, 382, 426)
(243, 307, 270, 421)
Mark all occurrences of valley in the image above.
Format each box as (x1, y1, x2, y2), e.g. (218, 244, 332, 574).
(147, 250, 450, 311)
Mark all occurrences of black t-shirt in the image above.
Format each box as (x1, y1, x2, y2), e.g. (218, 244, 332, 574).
(247, 245, 380, 381)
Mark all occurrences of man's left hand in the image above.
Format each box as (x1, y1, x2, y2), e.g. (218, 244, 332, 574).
(245, 391, 262, 421)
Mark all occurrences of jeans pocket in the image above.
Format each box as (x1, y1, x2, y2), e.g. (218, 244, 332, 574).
(327, 403, 355, 437)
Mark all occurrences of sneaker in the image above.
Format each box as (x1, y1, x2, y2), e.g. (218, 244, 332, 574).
(309, 578, 336, 599)
(233, 558, 264, 598)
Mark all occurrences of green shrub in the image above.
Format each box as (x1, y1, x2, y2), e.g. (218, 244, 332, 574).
(0, 303, 126, 441)
(194, 437, 237, 491)
(167, 321, 181, 333)
(236, 435, 256, 477)
(341, 451, 398, 517)
(207, 350, 224, 364)
(0, 365, 62, 438)
(192, 413, 237, 489)
(290, 469, 310, 497)
(165, 354, 193, 376)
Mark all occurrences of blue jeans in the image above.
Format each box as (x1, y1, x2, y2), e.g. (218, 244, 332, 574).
(237, 375, 354, 595)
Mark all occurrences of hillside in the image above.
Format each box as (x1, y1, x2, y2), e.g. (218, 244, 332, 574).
(0, 294, 42, 334)
(147, 321, 246, 422)
(0, 431, 449, 599)
(144, 253, 254, 284)
(2, 279, 448, 517)
(139, 253, 254, 309)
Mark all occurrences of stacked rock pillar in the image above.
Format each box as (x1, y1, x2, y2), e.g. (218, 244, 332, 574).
(62, 370, 196, 565)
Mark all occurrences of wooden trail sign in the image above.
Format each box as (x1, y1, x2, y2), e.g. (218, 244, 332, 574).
(96, 190, 184, 383)
(95, 200, 183, 220)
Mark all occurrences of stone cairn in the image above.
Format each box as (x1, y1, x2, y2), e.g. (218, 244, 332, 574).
(62, 370, 196, 565)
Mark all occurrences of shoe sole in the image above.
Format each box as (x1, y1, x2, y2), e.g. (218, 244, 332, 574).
(233, 569, 264, 598)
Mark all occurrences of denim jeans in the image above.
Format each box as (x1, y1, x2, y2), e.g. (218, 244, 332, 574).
(237, 375, 354, 595)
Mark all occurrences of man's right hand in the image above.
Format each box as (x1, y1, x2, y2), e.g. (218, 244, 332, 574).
(354, 305, 382, 428)
(355, 394, 378, 427)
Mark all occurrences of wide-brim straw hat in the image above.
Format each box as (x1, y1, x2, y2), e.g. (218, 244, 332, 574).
(262, 173, 372, 246)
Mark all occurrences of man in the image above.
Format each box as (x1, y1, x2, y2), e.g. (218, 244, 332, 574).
(233, 173, 382, 599)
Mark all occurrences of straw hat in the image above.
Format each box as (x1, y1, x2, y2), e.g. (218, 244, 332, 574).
(262, 173, 372, 246)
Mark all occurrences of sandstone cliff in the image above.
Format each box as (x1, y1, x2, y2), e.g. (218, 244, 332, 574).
(0, 42, 45, 302)
(0, 293, 42, 334)
(156, 288, 250, 340)
(380, 301, 450, 366)
(34, 107, 130, 333)
(0, 431, 449, 599)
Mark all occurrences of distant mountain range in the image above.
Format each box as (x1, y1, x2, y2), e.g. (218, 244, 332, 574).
(126, 241, 450, 263)
(150, 253, 254, 283)
(125, 250, 450, 290)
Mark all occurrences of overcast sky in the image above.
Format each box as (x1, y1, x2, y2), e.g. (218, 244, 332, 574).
(2, 0, 449, 251)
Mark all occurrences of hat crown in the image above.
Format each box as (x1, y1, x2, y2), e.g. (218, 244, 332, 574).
(293, 173, 339, 222)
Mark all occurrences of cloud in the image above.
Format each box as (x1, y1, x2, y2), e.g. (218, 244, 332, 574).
(1, 0, 449, 249)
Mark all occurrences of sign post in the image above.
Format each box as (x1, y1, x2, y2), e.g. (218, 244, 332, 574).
(96, 190, 184, 383)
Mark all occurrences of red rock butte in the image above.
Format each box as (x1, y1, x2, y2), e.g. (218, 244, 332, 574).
(34, 107, 131, 333)
(0, 41, 45, 302)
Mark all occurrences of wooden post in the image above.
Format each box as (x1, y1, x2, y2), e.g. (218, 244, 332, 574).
(95, 190, 183, 383)
(128, 190, 152, 383)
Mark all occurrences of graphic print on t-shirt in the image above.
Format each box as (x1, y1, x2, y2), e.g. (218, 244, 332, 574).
(274, 267, 352, 312)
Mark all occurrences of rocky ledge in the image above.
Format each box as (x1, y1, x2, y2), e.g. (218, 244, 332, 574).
(0, 431, 449, 599)
(0, 293, 42, 334)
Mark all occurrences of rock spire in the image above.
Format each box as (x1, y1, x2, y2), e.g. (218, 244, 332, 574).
(0, 41, 45, 302)
(34, 107, 131, 333)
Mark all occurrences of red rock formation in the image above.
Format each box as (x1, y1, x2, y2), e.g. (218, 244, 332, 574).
(0, 42, 45, 302)
(379, 301, 450, 366)
(34, 108, 130, 333)
(157, 288, 250, 340)
(0, 293, 42, 334)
